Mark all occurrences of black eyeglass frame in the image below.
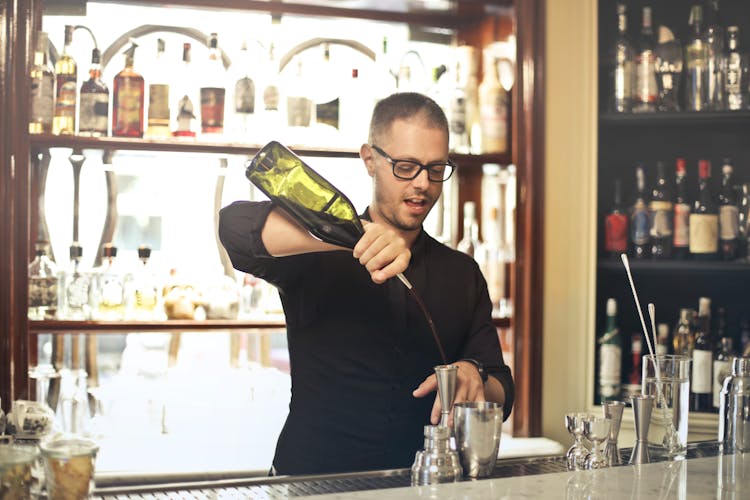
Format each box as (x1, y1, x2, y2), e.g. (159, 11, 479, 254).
(370, 144, 456, 183)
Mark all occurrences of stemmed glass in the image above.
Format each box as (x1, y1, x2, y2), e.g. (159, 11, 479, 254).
(583, 417, 611, 470)
(564, 413, 591, 471)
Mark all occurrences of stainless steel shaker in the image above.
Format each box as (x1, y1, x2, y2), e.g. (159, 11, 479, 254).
(719, 357, 750, 452)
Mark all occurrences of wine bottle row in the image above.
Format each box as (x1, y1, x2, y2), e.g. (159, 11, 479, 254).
(604, 157, 750, 261)
(606, 2, 749, 113)
(597, 296, 750, 412)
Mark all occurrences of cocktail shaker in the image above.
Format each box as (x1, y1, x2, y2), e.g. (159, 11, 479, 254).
(411, 425, 463, 485)
(719, 357, 750, 452)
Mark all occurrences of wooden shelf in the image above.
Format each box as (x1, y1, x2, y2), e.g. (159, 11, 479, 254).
(29, 316, 510, 333)
(598, 258, 750, 276)
(599, 110, 750, 127)
(28, 319, 287, 334)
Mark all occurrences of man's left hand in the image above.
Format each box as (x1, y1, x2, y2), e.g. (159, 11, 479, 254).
(412, 360, 485, 426)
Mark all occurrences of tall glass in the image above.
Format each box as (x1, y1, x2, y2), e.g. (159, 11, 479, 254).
(641, 354, 691, 458)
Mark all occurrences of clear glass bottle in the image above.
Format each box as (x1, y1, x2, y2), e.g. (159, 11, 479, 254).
(673, 308, 695, 358)
(449, 58, 470, 153)
(610, 3, 635, 113)
(132, 245, 160, 320)
(691, 298, 713, 412)
(598, 298, 621, 402)
(478, 50, 508, 153)
(146, 38, 171, 138)
(724, 26, 749, 111)
(78, 48, 109, 137)
(630, 163, 650, 258)
(690, 159, 719, 260)
(28, 241, 58, 320)
(649, 161, 673, 259)
(457, 201, 481, 258)
(200, 32, 226, 135)
(233, 39, 256, 138)
(29, 31, 55, 134)
(112, 42, 145, 137)
(704, 0, 725, 110)
(684, 5, 709, 111)
(53, 25, 77, 135)
(61, 243, 91, 320)
(672, 158, 690, 259)
(173, 42, 198, 137)
(633, 6, 657, 112)
(718, 159, 739, 261)
(92, 243, 129, 320)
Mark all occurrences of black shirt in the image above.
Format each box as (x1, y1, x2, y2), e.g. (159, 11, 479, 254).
(218, 200, 514, 475)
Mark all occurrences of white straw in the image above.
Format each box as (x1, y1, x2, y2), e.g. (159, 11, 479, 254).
(620, 254, 655, 358)
(648, 303, 658, 356)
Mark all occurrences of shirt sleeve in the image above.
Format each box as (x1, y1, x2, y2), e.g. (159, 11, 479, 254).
(460, 263, 515, 421)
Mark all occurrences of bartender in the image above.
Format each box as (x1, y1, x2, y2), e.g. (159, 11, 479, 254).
(219, 92, 514, 475)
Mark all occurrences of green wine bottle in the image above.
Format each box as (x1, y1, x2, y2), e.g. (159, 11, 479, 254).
(245, 141, 364, 248)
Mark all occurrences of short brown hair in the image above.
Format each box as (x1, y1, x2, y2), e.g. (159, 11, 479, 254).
(368, 92, 448, 144)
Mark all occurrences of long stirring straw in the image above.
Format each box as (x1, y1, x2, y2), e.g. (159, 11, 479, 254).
(620, 254, 655, 356)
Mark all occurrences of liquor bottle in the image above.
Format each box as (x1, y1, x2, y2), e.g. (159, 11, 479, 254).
(690, 159, 719, 260)
(92, 244, 129, 320)
(656, 323, 670, 355)
(685, 5, 709, 111)
(53, 25, 77, 135)
(456, 46, 480, 154)
(78, 48, 109, 137)
(478, 50, 508, 153)
(691, 297, 713, 412)
(457, 201, 481, 258)
(712, 308, 732, 410)
(630, 164, 650, 258)
(604, 178, 628, 258)
(673, 308, 695, 357)
(233, 40, 256, 138)
(598, 298, 622, 402)
(28, 241, 58, 320)
(449, 58, 470, 153)
(673, 158, 690, 259)
(610, 3, 635, 113)
(146, 38, 171, 138)
(112, 42, 145, 138)
(286, 58, 313, 128)
(633, 6, 657, 113)
(131, 245, 160, 320)
(740, 315, 750, 355)
(629, 332, 643, 387)
(718, 159, 739, 260)
(29, 31, 55, 134)
(704, 0, 725, 110)
(173, 42, 197, 137)
(724, 26, 749, 111)
(200, 32, 226, 135)
(61, 243, 91, 320)
(649, 161, 673, 258)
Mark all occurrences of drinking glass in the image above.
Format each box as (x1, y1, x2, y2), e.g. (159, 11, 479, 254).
(642, 354, 691, 458)
(583, 417, 611, 469)
(564, 413, 591, 470)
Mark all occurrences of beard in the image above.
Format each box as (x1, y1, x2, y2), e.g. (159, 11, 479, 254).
(372, 184, 437, 232)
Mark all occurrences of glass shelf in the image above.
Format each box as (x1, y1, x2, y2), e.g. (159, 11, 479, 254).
(597, 258, 750, 276)
(599, 110, 750, 127)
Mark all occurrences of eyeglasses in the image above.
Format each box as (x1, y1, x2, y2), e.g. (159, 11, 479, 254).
(370, 144, 455, 183)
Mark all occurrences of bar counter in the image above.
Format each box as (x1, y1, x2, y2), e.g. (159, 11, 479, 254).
(92, 442, 748, 499)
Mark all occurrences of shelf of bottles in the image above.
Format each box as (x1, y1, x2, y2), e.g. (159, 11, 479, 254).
(594, 0, 750, 414)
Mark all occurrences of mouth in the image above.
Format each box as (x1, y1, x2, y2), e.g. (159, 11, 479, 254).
(404, 197, 430, 215)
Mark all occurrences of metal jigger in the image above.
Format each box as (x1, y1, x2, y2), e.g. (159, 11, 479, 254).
(630, 395, 655, 465)
(602, 401, 626, 466)
(411, 365, 462, 485)
(435, 365, 459, 427)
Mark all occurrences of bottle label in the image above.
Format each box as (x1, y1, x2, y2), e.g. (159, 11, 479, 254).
(649, 200, 673, 237)
(29, 276, 58, 308)
(605, 213, 628, 252)
(287, 96, 313, 127)
(673, 203, 690, 247)
(689, 214, 719, 253)
(480, 88, 508, 153)
(235, 77, 256, 114)
(79, 93, 109, 135)
(55, 77, 77, 119)
(613, 60, 633, 104)
(30, 75, 55, 124)
(148, 84, 170, 124)
(66, 274, 90, 310)
(631, 202, 649, 245)
(719, 205, 739, 240)
(450, 95, 467, 135)
(200, 87, 226, 131)
(263, 84, 280, 111)
(636, 50, 657, 103)
(114, 80, 144, 135)
(691, 349, 713, 394)
(599, 342, 621, 398)
(713, 359, 731, 408)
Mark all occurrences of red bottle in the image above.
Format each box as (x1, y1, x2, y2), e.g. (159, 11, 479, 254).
(112, 42, 144, 137)
(605, 179, 628, 257)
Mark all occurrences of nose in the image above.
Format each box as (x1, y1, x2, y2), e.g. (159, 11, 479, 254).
(411, 168, 431, 190)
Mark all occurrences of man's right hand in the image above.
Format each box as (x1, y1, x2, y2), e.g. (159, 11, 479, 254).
(353, 221, 411, 284)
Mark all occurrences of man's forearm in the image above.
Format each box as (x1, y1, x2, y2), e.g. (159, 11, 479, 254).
(262, 207, 346, 256)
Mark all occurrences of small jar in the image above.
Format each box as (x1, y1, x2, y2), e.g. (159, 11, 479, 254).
(0, 437, 38, 500)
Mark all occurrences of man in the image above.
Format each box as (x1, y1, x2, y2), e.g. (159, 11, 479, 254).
(219, 92, 514, 475)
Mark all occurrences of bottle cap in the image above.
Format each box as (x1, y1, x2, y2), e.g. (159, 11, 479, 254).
(36, 32, 49, 54)
(698, 159, 711, 179)
(675, 158, 686, 175)
(482, 163, 501, 175)
(657, 323, 669, 339)
(69, 243, 83, 259)
(606, 298, 617, 316)
(34, 240, 50, 255)
(698, 297, 711, 316)
(463, 201, 476, 219)
(102, 243, 117, 258)
(138, 245, 152, 260)
(90, 48, 101, 64)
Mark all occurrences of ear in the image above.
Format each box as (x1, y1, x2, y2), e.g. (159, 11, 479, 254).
(360, 144, 376, 177)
